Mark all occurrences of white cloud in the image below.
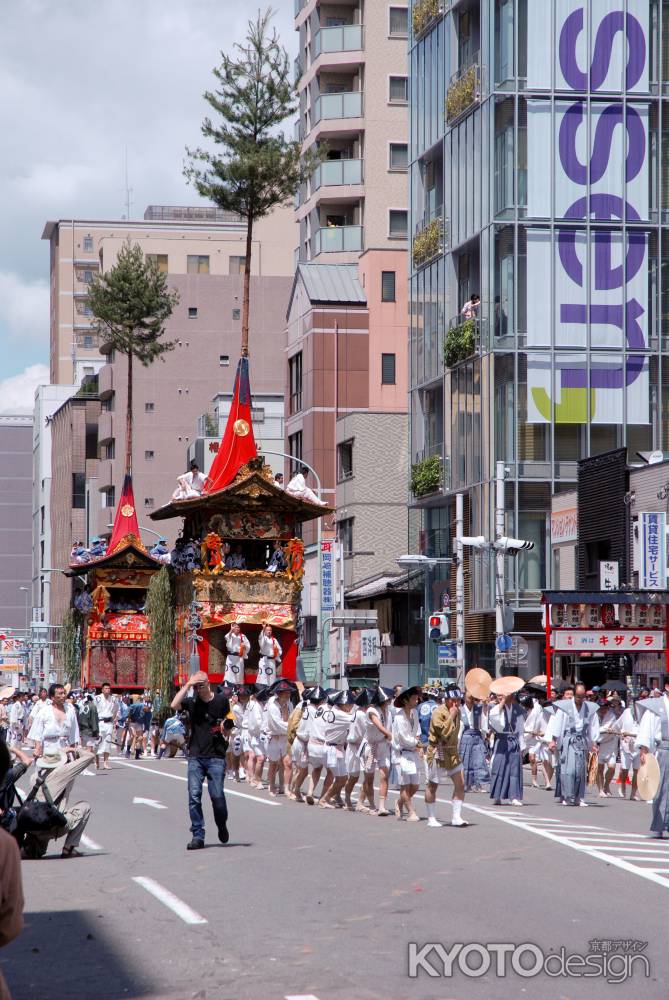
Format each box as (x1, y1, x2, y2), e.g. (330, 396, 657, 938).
(0, 364, 49, 414)
(0, 271, 49, 347)
(0, 1, 296, 380)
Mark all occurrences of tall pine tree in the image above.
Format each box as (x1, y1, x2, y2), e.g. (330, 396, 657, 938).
(87, 242, 179, 475)
(185, 8, 321, 356)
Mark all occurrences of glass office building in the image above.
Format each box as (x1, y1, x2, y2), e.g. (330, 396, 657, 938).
(409, 0, 669, 670)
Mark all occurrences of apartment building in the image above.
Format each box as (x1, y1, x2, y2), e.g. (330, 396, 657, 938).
(43, 205, 296, 385)
(294, 0, 409, 263)
(0, 415, 32, 633)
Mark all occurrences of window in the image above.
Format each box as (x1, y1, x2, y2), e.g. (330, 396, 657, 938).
(102, 395, 114, 412)
(83, 235, 93, 252)
(187, 254, 210, 274)
(146, 253, 169, 273)
(83, 335, 93, 349)
(288, 431, 303, 475)
(381, 271, 396, 302)
(232, 308, 241, 320)
(72, 472, 86, 509)
(251, 407, 265, 423)
(219, 355, 230, 367)
(302, 616, 317, 650)
(389, 6, 408, 36)
(103, 440, 115, 460)
(289, 352, 303, 414)
(229, 256, 246, 275)
(339, 517, 354, 556)
(389, 76, 408, 103)
(83, 303, 92, 316)
(83, 269, 93, 283)
(188, 307, 198, 319)
(338, 439, 354, 481)
(145, 402, 155, 412)
(145, 450, 154, 460)
(144, 498, 154, 508)
(389, 209, 408, 238)
(389, 143, 408, 171)
(382, 353, 397, 384)
(102, 486, 116, 509)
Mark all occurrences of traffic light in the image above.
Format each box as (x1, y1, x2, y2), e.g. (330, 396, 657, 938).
(429, 612, 449, 642)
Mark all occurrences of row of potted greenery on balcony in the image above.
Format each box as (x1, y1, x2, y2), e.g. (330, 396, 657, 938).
(412, 0, 443, 39)
(412, 217, 443, 269)
(444, 318, 477, 368)
(410, 454, 442, 498)
(445, 64, 479, 124)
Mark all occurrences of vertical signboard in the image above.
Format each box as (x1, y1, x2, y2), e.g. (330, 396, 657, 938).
(321, 540, 335, 612)
(639, 512, 667, 590)
(525, 0, 650, 426)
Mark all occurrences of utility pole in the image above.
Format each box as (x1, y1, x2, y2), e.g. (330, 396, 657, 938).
(337, 537, 345, 687)
(495, 461, 506, 647)
(455, 493, 465, 689)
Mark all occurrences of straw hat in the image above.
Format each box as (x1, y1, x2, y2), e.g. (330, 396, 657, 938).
(490, 675, 525, 696)
(465, 668, 492, 701)
(637, 754, 661, 802)
(0, 685, 15, 700)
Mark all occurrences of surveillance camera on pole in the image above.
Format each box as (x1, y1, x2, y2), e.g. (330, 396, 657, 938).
(494, 537, 535, 554)
(460, 535, 488, 550)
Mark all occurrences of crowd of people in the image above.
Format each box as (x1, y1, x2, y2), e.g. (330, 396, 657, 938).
(2, 672, 668, 858)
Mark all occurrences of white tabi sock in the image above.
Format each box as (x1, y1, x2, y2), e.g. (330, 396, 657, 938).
(426, 802, 437, 820)
(452, 799, 463, 823)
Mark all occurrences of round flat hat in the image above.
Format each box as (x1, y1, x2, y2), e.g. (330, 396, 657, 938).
(0, 685, 15, 700)
(490, 675, 525, 696)
(465, 668, 492, 701)
(528, 674, 548, 687)
(637, 754, 661, 802)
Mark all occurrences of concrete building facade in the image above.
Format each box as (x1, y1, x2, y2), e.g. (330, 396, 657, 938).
(0, 416, 33, 633)
(294, 0, 409, 263)
(43, 205, 296, 385)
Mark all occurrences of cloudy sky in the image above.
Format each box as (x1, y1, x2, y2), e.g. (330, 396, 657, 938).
(0, 0, 294, 411)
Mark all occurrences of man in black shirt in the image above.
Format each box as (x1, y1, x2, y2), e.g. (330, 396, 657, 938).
(171, 671, 233, 851)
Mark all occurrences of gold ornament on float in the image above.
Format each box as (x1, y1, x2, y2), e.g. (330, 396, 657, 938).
(121, 504, 135, 517)
(233, 419, 250, 437)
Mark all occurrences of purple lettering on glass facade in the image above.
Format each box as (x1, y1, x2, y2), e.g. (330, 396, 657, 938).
(559, 9, 646, 92)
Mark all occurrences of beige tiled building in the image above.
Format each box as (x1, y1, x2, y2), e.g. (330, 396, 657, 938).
(43, 205, 296, 385)
(294, 0, 409, 263)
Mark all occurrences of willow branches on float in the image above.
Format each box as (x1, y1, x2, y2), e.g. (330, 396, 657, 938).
(146, 567, 175, 706)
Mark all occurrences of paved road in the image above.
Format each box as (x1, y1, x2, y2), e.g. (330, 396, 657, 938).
(3, 758, 668, 1000)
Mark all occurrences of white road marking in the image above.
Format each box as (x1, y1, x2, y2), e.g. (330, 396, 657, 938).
(132, 876, 207, 925)
(285, 995, 321, 1000)
(82, 769, 96, 776)
(455, 803, 669, 890)
(133, 796, 167, 809)
(115, 760, 280, 806)
(81, 834, 103, 851)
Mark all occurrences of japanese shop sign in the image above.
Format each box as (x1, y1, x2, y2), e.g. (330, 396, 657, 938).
(321, 540, 335, 612)
(553, 630, 663, 651)
(639, 512, 666, 590)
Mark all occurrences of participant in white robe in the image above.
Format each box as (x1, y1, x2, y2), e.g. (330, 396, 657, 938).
(488, 697, 525, 805)
(257, 627, 282, 686)
(546, 693, 599, 806)
(171, 464, 208, 500)
(286, 469, 326, 506)
(614, 701, 641, 799)
(637, 688, 669, 837)
(596, 701, 622, 797)
(224, 625, 251, 685)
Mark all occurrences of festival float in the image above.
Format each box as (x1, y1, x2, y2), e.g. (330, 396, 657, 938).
(66, 476, 164, 690)
(150, 357, 332, 685)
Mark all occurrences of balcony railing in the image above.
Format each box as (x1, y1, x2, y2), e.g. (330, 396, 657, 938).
(445, 59, 481, 125)
(314, 24, 363, 56)
(412, 213, 445, 269)
(313, 225, 363, 254)
(313, 91, 363, 123)
(313, 158, 363, 190)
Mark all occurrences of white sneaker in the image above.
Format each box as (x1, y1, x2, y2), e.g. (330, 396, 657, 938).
(427, 817, 443, 828)
(451, 817, 469, 827)
(511, 799, 523, 807)
(578, 800, 589, 807)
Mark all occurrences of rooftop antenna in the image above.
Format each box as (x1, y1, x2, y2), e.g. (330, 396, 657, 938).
(122, 145, 133, 220)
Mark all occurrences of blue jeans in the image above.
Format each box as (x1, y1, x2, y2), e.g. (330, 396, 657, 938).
(187, 756, 228, 841)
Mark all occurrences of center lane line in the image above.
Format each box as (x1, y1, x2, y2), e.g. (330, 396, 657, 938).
(132, 876, 207, 925)
(115, 759, 280, 806)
